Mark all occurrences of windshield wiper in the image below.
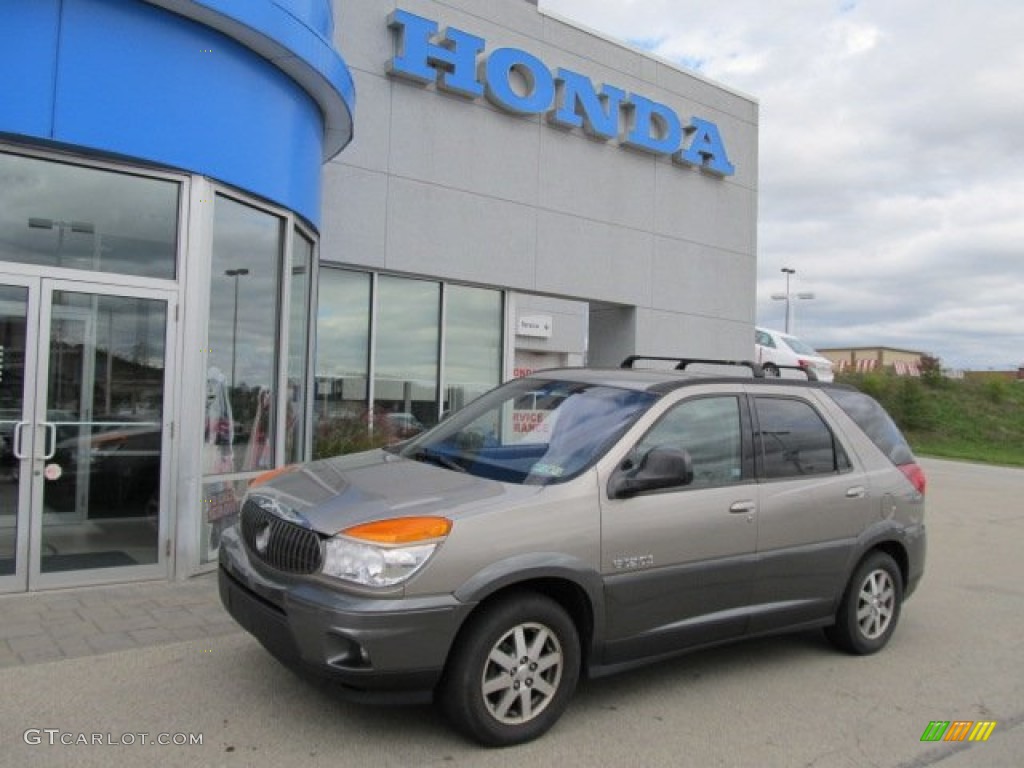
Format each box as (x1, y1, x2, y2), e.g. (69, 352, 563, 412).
(408, 448, 467, 473)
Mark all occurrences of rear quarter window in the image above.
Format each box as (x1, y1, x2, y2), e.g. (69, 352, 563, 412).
(825, 388, 915, 466)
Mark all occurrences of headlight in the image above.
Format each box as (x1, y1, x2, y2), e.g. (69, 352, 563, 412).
(320, 516, 452, 587)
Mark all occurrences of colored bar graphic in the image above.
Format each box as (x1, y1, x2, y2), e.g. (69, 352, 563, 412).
(921, 721, 950, 742)
(968, 721, 997, 742)
(921, 720, 998, 743)
(944, 721, 973, 741)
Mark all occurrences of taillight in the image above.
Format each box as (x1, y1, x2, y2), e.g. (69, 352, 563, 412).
(898, 462, 926, 495)
(797, 359, 809, 368)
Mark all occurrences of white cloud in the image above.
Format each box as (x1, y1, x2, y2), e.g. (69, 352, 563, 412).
(541, 0, 1024, 368)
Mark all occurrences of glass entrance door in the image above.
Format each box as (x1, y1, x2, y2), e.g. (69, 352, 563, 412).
(0, 275, 175, 591)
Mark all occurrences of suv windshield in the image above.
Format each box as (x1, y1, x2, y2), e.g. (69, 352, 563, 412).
(395, 378, 657, 485)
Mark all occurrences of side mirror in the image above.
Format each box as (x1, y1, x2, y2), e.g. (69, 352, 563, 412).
(608, 446, 694, 499)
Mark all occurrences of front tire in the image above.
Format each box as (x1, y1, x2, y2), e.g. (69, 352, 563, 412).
(826, 551, 903, 655)
(439, 593, 580, 747)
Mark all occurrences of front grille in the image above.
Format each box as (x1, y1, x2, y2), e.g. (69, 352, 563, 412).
(241, 498, 323, 574)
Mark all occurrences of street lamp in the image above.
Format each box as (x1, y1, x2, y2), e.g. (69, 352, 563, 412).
(28, 218, 96, 267)
(770, 267, 815, 334)
(225, 268, 250, 389)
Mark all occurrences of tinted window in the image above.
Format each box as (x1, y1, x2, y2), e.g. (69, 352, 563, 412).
(635, 397, 743, 488)
(825, 388, 914, 466)
(756, 398, 844, 479)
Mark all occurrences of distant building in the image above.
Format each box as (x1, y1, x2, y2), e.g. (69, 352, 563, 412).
(962, 367, 1024, 383)
(818, 347, 927, 376)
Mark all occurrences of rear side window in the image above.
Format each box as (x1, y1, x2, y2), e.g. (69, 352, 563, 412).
(825, 388, 914, 466)
(755, 397, 849, 479)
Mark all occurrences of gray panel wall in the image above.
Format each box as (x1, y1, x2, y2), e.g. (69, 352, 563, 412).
(327, 0, 758, 363)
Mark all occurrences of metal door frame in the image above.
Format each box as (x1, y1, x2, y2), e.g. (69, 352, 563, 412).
(0, 273, 41, 592)
(0, 272, 178, 591)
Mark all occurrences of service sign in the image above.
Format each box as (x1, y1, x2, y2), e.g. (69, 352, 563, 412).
(387, 9, 735, 177)
(516, 314, 553, 338)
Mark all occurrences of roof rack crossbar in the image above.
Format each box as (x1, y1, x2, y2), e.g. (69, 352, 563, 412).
(621, 356, 765, 377)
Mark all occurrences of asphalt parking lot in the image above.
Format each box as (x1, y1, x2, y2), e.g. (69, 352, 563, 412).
(0, 457, 1021, 767)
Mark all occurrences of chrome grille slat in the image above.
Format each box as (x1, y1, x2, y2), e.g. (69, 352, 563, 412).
(241, 498, 323, 574)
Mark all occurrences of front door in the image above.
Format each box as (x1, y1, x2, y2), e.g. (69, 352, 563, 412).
(0, 274, 176, 591)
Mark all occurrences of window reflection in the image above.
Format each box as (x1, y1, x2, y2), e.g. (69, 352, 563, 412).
(374, 276, 440, 436)
(287, 231, 313, 463)
(444, 285, 502, 414)
(0, 151, 178, 279)
(208, 195, 282, 475)
(314, 269, 371, 458)
(313, 272, 506, 458)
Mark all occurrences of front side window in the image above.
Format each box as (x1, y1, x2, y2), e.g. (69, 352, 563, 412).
(396, 378, 656, 485)
(755, 397, 846, 479)
(634, 397, 743, 488)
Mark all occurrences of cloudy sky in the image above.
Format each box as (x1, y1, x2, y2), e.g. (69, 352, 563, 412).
(541, 0, 1023, 370)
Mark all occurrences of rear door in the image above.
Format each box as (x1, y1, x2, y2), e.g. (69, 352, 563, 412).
(747, 388, 871, 633)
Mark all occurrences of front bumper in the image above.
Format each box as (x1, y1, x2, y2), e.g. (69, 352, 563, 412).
(218, 526, 473, 702)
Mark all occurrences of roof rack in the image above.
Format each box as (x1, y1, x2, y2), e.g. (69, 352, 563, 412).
(620, 356, 765, 376)
(764, 364, 819, 382)
(619, 356, 820, 382)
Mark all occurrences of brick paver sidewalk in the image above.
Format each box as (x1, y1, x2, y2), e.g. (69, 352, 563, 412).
(0, 573, 239, 667)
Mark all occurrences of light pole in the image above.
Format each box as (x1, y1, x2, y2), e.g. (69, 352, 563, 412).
(225, 268, 250, 389)
(28, 217, 95, 267)
(770, 267, 815, 334)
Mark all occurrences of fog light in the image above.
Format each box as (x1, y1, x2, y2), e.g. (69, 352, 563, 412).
(325, 632, 371, 669)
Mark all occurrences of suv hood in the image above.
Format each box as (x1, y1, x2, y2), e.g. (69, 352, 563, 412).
(245, 450, 540, 535)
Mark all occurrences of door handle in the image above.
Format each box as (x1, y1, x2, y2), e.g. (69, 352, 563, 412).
(846, 486, 866, 499)
(12, 421, 28, 460)
(729, 500, 756, 514)
(42, 422, 57, 460)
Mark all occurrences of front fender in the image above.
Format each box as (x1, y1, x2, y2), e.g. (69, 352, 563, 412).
(453, 552, 607, 664)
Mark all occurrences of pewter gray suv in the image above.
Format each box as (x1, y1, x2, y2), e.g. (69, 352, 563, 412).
(219, 359, 926, 746)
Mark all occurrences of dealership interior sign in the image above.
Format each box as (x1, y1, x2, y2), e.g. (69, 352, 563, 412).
(388, 9, 736, 177)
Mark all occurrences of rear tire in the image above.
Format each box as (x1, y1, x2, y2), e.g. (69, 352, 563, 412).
(826, 551, 903, 655)
(438, 593, 580, 747)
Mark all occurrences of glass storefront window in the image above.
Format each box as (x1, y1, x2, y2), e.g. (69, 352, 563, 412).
(286, 230, 313, 464)
(312, 271, 505, 459)
(444, 285, 502, 414)
(314, 269, 371, 458)
(374, 276, 440, 438)
(207, 195, 282, 475)
(0, 152, 178, 279)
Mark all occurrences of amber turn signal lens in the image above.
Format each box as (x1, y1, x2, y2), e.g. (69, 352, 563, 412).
(343, 516, 452, 544)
